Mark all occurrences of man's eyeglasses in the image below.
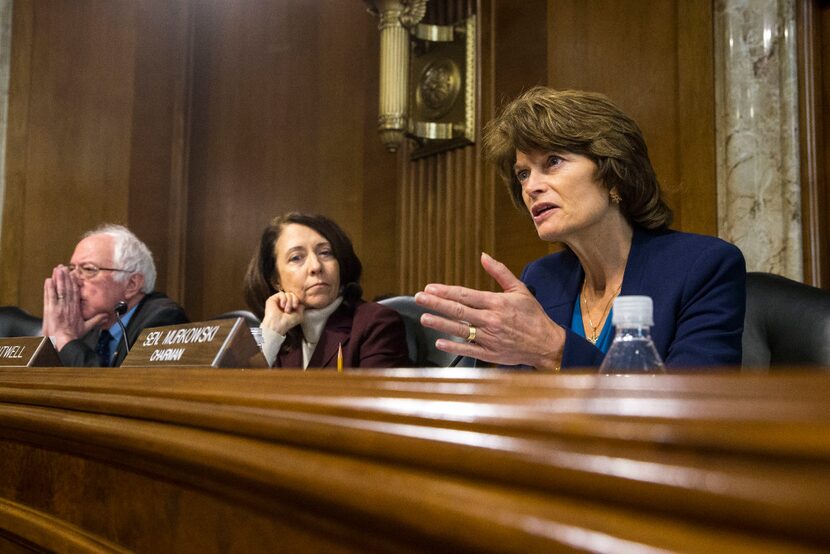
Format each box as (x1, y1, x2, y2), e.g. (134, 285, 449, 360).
(67, 263, 130, 280)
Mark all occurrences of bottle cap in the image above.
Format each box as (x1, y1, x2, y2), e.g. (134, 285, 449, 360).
(611, 295, 654, 326)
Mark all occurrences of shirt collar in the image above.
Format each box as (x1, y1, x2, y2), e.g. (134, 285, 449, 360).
(300, 296, 343, 344)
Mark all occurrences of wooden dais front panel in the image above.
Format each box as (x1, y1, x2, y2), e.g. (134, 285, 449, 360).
(0, 367, 827, 552)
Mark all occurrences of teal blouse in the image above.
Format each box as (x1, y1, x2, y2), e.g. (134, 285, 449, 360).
(571, 294, 614, 353)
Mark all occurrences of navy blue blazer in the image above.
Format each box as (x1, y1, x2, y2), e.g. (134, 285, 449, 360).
(521, 227, 746, 369)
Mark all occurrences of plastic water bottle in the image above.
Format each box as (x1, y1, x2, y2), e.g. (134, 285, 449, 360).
(598, 296, 665, 374)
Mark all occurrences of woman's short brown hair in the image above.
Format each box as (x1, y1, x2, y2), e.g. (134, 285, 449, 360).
(483, 87, 672, 230)
(243, 212, 363, 319)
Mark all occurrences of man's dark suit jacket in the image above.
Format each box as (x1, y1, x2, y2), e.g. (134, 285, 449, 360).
(58, 292, 189, 367)
(521, 227, 746, 370)
(274, 300, 410, 369)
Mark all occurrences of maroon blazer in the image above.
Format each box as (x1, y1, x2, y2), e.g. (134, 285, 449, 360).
(274, 300, 410, 369)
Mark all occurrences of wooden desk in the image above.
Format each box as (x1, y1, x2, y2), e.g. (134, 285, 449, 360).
(0, 367, 827, 552)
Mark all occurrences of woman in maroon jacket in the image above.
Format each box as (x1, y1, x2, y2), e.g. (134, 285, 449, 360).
(243, 212, 410, 369)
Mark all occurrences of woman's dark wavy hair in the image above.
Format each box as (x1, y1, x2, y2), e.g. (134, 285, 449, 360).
(243, 212, 363, 320)
(483, 87, 672, 230)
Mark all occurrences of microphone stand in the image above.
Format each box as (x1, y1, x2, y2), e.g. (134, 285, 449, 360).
(114, 301, 131, 364)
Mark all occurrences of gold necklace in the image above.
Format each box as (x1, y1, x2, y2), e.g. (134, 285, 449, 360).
(581, 282, 622, 344)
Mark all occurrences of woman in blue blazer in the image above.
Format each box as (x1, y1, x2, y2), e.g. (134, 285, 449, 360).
(415, 87, 745, 370)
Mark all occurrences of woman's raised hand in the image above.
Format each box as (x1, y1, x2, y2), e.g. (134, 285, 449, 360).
(415, 253, 564, 369)
(262, 290, 305, 336)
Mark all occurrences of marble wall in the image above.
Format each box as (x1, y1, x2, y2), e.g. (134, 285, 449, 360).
(0, 0, 11, 239)
(714, 0, 802, 280)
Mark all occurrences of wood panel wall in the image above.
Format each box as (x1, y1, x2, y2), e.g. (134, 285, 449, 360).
(0, 0, 191, 315)
(545, 0, 716, 236)
(824, 2, 830, 284)
(398, 0, 485, 294)
(398, 0, 550, 294)
(401, 0, 717, 293)
(489, 0, 552, 280)
(0, 0, 399, 321)
(183, 0, 397, 320)
(399, 147, 485, 292)
(3, 0, 826, 323)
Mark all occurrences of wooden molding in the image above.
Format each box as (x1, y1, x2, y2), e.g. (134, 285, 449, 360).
(0, 0, 33, 306)
(797, 0, 829, 288)
(0, 367, 828, 550)
(167, 0, 194, 303)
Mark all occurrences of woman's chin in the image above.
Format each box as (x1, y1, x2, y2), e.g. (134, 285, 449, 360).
(304, 296, 334, 310)
(536, 227, 563, 243)
(534, 219, 564, 242)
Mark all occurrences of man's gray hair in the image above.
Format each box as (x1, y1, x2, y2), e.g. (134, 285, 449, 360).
(84, 224, 156, 293)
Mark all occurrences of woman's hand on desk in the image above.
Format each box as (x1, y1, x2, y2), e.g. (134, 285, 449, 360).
(415, 253, 564, 370)
(262, 291, 305, 336)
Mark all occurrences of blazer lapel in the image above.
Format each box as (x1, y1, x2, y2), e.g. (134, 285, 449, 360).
(308, 304, 353, 368)
(541, 250, 584, 328)
(621, 226, 650, 295)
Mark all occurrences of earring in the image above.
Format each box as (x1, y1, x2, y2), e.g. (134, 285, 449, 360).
(610, 189, 622, 204)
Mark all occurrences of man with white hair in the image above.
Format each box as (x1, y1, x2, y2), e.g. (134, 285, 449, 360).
(42, 224, 189, 367)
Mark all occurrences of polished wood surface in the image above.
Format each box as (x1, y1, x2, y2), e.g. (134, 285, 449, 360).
(0, 367, 827, 552)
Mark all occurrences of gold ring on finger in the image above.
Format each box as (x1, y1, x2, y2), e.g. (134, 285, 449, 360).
(466, 325, 477, 342)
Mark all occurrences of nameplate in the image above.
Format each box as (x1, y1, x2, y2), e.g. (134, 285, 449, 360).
(0, 336, 62, 367)
(121, 318, 268, 368)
